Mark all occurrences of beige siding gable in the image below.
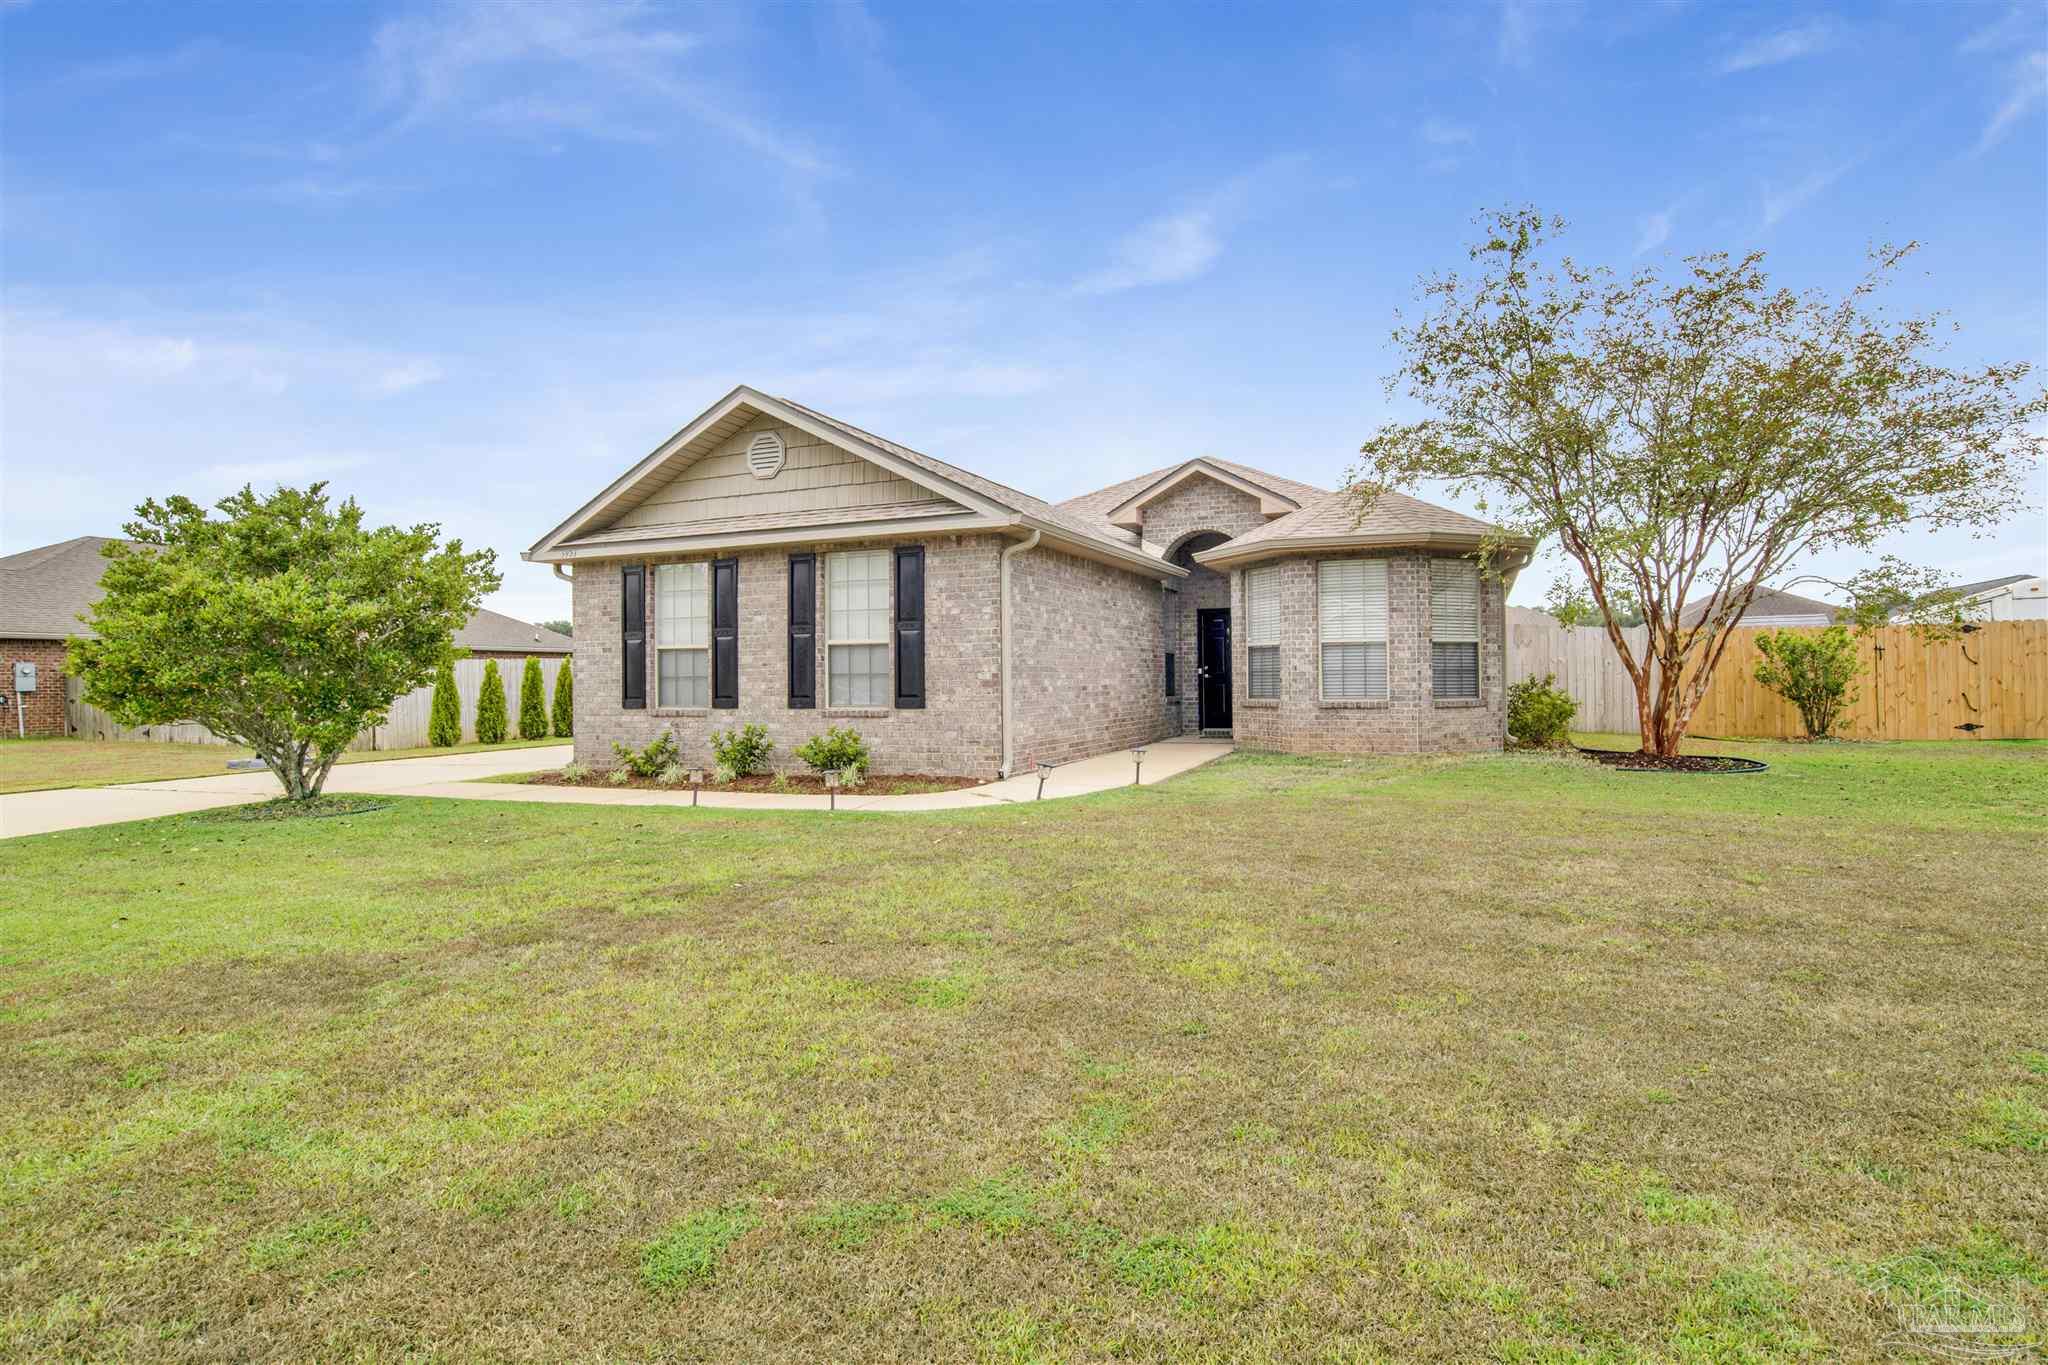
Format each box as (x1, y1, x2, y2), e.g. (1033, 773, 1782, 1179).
(604, 415, 965, 532)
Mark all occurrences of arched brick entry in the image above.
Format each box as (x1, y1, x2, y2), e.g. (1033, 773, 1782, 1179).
(1165, 530, 1233, 735)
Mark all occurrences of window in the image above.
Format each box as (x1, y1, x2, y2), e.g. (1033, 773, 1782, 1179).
(1431, 559, 1481, 699)
(1164, 651, 1177, 698)
(827, 549, 891, 706)
(655, 562, 709, 707)
(1319, 560, 1388, 700)
(1245, 565, 1280, 698)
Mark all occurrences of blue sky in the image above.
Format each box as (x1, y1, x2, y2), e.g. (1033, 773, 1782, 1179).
(4, 0, 2043, 623)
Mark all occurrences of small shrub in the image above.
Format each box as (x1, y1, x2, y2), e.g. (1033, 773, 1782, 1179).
(795, 726, 869, 779)
(1506, 672, 1577, 747)
(428, 660, 461, 747)
(611, 731, 678, 779)
(607, 767, 632, 786)
(713, 762, 738, 785)
(517, 657, 548, 740)
(1754, 625, 1861, 739)
(656, 763, 688, 786)
(551, 659, 574, 737)
(560, 762, 589, 782)
(475, 660, 509, 744)
(710, 722, 773, 777)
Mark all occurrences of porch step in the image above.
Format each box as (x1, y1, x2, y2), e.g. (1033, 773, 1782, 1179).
(1200, 728, 1233, 740)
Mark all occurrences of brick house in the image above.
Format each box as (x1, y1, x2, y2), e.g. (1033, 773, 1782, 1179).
(0, 535, 571, 739)
(528, 386, 1531, 778)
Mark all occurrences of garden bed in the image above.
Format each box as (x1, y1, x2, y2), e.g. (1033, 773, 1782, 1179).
(524, 769, 983, 796)
(1577, 747, 1767, 774)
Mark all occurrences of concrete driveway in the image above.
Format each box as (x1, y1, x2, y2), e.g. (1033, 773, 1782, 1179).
(0, 738, 1235, 838)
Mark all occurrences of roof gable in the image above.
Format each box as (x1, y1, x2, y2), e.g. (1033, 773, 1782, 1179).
(1101, 460, 1303, 531)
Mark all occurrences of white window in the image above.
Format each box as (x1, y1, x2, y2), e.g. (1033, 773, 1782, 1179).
(827, 549, 891, 706)
(1431, 559, 1481, 700)
(1319, 560, 1388, 700)
(655, 562, 710, 707)
(1245, 565, 1281, 699)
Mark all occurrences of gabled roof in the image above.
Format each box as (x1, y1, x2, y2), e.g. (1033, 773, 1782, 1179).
(0, 533, 570, 650)
(1191, 489, 1525, 570)
(0, 536, 129, 640)
(1678, 587, 1840, 627)
(1950, 573, 2036, 600)
(527, 386, 1181, 580)
(1058, 458, 1327, 527)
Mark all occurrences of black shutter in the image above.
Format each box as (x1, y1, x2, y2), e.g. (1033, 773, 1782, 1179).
(787, 554, 816, 708)
(621, 563, 646, 709)
(711, 557, 738, 709)
(893, 545, 925, 709)
(1165, 651, 1177, 697)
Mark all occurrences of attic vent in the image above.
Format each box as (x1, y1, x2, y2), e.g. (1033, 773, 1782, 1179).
(745, 431, 786, 480)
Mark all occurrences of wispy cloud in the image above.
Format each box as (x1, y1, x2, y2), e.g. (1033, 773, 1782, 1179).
(1959, 4, 2035, 56)
(369, 360, 443, 396)
(1634, 207, 1675, 255)
(1419, 117, 1473, 146)
(1718, 20, 1836, 75)
(1761, 158, 1858, 226)
(1495, 0, 1582, 70)
(1977, 50, 2048, 153)
(368, 0, 831, 175)
(1074, 156, 1309, 296)
(263, 174, 378, 204)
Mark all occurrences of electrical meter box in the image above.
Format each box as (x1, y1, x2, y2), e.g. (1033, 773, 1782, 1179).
(13, 661, 36, 694)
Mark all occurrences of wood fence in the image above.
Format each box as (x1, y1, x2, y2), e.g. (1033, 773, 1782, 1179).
(64, 656, 566, 751)
(1506, 607, 2048, 740)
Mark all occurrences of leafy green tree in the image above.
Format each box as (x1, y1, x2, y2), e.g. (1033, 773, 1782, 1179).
(517, 657, 548, 740)
(70, 484, 497, 799)
(1351, 208, 2042, 756)
(1753, 627, 1862, 740)
(551, 658, 574, 737)
(538, 618, 572, 637)
(428, 659, 462, 748)
(475, 659, 508, 744)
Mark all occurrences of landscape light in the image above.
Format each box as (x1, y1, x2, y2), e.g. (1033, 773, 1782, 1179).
(1132, 747, 1147, 786)
(688, 769, 703, 806)
(1036, 761, 1055, 801)
(825, 768, 841, 812)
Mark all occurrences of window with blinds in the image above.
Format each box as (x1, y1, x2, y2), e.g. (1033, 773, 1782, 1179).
(827, 550, 891, 706)
(1319, 559, 1388, 700)
(1431, 559, 1481, 700)
(1245, 565, 1281, 698)
(655, 562, 710, 707)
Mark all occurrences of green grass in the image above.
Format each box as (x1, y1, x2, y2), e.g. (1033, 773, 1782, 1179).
(1, 737, 2043, 1359)
(0, 734, 568, 794)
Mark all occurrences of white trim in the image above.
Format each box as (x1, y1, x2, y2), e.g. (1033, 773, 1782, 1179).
(825, 549, 892, 708)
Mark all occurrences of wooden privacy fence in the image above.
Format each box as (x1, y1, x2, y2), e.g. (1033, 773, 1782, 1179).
(1506, 608, 2047, 740)
(65, 656, 566, 751)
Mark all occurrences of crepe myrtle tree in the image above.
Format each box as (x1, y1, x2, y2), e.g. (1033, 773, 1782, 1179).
(70, 484, 499, 799)
(1349, 208, 2043, 756)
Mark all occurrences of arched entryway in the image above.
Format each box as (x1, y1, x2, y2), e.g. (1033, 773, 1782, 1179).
(1166, 531, 1234, 735)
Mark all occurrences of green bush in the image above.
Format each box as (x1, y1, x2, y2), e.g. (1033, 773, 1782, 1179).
(1507, 673, 1578, 747)
(710, 722, 774, 780)
(517, 657, 548, 740)
(550, 659, 573, 737)
(427, 659, 461, 747)
(1754, 626, 1861, 739)
(794, 726, 869, 780)
(475, 659, 508, 744)
(610, 730, 678, 779)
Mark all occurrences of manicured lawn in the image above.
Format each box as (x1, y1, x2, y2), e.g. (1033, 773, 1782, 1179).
(0, 735, 568, 794)
(2, 740, 2043, 1360)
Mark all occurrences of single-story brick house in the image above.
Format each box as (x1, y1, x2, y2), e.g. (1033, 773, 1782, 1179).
(0, 535, 571, 738)
(529, 386, 1530, 779)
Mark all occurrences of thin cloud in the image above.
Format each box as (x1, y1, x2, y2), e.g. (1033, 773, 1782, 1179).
(1073, 155, 1310, 296)
(1977, 50, 2048, 153)
(1718, 20, 1836, 75)
(1496, 0, 1582, 70)
(1959, 4, 2035, 55)
(1634, 208, 1675, 255)
(369, 360, 443, 396)
(1419, 117, 1474, 146)
(1761, 158, 1859, 227)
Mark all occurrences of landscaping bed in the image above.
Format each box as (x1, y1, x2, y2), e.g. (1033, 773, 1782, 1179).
(524, 768, 982, 796)
(1578, 747, 1768, 774)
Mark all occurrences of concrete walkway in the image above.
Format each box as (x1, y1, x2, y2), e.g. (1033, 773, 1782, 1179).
(0, 738, 1233, 838)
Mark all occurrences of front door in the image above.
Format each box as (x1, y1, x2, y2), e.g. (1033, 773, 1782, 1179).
(1197, 608, 1232, 732)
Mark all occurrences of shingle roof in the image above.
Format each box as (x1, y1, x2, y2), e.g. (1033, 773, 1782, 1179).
(1678, 587, 1840, 627)
(1200, 487, 1504, 555)
(1057, 459, 1328, 524)
(564, 498, 968, 546)
(0, 534, 571, 651)
(1949, 573, 2035, 600)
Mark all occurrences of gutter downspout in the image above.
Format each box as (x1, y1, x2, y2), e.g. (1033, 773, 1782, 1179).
(998, 529, 1041, 778)
(552, 563, 572, 584)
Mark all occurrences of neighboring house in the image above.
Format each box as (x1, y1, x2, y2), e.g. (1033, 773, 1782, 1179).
(0, 535, 572, 738)
(1678, 587, 1841, 630)
(1932, 573, 2047, 623)
(525, 385, 1530, 778)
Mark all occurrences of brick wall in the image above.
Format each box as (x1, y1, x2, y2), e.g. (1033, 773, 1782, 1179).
(1139, 477, 1270, 735)
(571, 534, 1006, 777)
(1, 639, 69, 737)
(1009, 543, 1175, 769)
(1230, 551, 1506, 755)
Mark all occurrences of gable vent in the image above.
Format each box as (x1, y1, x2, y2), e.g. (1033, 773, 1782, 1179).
(745, 431, 786, 480)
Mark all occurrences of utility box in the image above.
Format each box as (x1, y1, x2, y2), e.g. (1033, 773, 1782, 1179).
(12, 661, 35, 694)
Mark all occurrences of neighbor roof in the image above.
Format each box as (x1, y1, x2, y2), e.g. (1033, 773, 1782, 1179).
(0, 534, 570, 652)
(1678, 587, 1840, 627)
(1948, 573, 2035, 600)
(1191, 489, 1525, 570)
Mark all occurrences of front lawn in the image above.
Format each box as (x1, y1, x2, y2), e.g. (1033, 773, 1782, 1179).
(0, 735, 568, 794)
(2, 741, 2042, 1359)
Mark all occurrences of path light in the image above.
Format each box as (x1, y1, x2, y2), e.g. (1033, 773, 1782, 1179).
(1131, 747, 1147, 787)
(1036, 761, 1056, 801)
(688, 769, 704, 807)
(825, 768, 841, 812)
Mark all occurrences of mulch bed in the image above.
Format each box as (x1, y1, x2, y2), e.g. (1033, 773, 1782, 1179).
(1576, 747, 1768, 774)
(198, 794, 394, 821)
(525, 770, 982, 796)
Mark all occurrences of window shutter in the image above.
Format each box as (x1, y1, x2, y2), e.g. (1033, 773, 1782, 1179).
(711, 557, 738, 708)
(787, 554, 816, 709)
(893, 545, 925, 709)
(621, 563, 646, 709)
(1164, 651, 1177, 697)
